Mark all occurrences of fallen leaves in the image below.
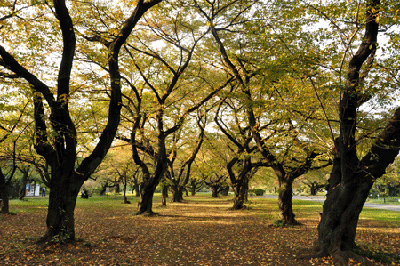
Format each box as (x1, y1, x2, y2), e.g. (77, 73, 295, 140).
(0, 196, 398, 265)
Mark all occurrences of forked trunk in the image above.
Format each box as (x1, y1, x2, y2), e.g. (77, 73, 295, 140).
(278, 178, 297, 225)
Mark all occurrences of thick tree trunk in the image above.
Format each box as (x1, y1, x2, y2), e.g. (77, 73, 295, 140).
(314, 174, 373, 263)
(232, 178, 248, 209)
(171, 184, 183, 202)
(191, 188, 196, 196)
(138, 185, 156, 215)
(211, 186, 219, 197)
(0, 168, 10, 214)
(278, 178, 297, 225)
(41, 172, 83, 242)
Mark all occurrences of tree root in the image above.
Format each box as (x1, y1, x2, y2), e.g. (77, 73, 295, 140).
(228, 205, 250, 211)
(296, 246, 376, 266)
(134, 210, 158, 216)
(295, 248, 328, 260)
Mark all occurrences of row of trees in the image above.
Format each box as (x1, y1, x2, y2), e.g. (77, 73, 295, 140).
(1, 0, 400, 263)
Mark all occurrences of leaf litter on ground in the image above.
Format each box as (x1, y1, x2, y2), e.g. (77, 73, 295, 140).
(0, 195, 399, 265)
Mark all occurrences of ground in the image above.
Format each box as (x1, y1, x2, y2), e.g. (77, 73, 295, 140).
(0, 195, 399, 265)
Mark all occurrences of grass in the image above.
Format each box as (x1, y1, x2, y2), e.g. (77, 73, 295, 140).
(0, 194, 399, 266)
(367, 197, 400, 205)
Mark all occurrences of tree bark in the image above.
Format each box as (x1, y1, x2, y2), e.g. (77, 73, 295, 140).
(0, 168, 10, 214)
(132, 178, 140, 197)
(138, 185, 156, 215)
(19, 168, 29, 200)
(171, 184, 184, 202)
(161, 184, 168, 206)
(232, 177, 248, 210)
(211, 186, 219, 197)
(220, 186, 229, 196)
(41, 171, 83, 242)
(278, 178, 297, 225)
(309, 2, 400, 263)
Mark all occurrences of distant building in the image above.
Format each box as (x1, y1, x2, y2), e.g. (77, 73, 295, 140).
(26, 182, 40, 197)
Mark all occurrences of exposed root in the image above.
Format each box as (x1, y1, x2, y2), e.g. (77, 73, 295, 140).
(36, 234, 76, 246)
(296, 246, 377, 266)
(331, 250, 376, 266)
(134, 210, 158, 216)
(295, 247, 328, 261)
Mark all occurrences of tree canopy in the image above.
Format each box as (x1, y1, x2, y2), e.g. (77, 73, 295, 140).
(1, 0, 400, 264)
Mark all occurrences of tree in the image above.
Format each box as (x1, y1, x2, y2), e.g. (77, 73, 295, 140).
(300, 168, 330, 196)
(306, 0, 400, 263)
(115, 1, 230, 214)
(214, 98, 265, 209)
(166, 113, 206, 202)
(203, 174, 229, 198)
(0, 0, 161, 242)
(193, 0, 332, 223)
(187, 177, 204, 196)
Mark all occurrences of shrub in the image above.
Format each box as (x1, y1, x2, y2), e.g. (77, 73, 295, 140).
(249, 189, 265, 196)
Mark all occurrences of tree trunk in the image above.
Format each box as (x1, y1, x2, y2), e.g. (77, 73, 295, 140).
(137, 185, 157, 215)
(132, 179, 140, 197)
(387, 183, 398, 197)
(310, 182, 318, 196)
(0, 168, 10, 214)
(211, 186, 219, 197)
(114, 184, 120, 193)
(232, 178, 248, 210)
(278, 178, 297, 225)
(220, 186, 229, 196)
(314, 170, 373, 262)
(19, 168, 29, 200)
(171, 184, 183, 202)
(161, 184, 168, 206)
(41, 172, 83, 242)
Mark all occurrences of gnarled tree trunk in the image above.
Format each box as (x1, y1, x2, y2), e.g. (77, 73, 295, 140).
(278, 178, 296, 225)
(43, 172, 83, 241)
(138, 184, 157, 214)
(309, 2, 400, 263)
(232, 178, 248, 210)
